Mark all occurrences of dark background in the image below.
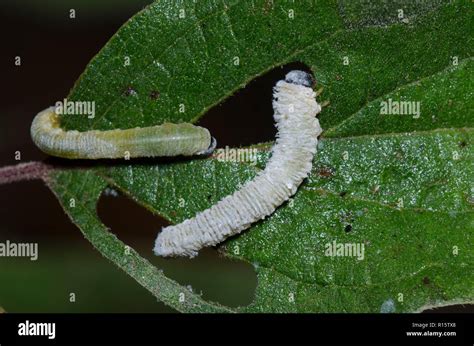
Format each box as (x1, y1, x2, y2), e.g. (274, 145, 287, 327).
(0, 0, 470, 313)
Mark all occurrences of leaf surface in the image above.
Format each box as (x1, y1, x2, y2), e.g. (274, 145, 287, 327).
(45, 0, 473, 312)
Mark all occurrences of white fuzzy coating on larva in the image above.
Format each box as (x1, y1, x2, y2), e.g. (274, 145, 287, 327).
(154, 79, 322, 257)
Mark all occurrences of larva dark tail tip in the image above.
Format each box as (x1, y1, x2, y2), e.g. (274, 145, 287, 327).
(285, 70, 314, 88)
(199, 137, 217, 156)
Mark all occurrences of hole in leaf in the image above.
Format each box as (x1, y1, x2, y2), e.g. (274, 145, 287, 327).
(197, 61, 313, 148)
(97, 190, 257, 309)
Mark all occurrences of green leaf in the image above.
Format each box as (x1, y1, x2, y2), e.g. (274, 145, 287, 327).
(43, 0, 473, 312)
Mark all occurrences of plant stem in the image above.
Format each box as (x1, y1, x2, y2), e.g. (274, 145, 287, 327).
(0, 162, 51, 185)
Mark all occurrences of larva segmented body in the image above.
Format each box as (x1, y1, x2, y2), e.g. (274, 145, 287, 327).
(30, 107, 215, 159)
(154, 70, 322, 257)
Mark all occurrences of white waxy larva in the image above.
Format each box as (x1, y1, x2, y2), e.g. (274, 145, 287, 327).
(154, 70, 323, 258)
(30, 107, 215, 159)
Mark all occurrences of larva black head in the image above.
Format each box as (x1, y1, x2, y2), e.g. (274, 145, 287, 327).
(285, 70, 314, 88)
(198, 136, 217, 156)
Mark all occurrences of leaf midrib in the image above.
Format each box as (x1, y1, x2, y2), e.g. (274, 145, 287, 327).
(95, 126, 472, 229)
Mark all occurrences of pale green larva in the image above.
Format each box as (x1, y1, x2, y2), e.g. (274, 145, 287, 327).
(30, 107, 215, 159)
